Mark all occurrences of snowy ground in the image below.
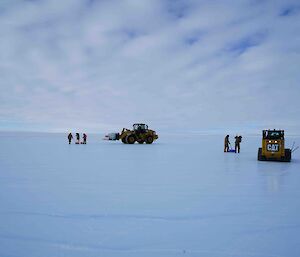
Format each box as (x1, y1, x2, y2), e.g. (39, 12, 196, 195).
(0, 132, 299, 257)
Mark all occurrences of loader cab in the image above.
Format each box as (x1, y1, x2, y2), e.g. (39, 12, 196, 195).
(133, 124, 148, 133)
(262, 130, 285, 156)
(258, 129, 291, 162)
(263, 130, 284, 140)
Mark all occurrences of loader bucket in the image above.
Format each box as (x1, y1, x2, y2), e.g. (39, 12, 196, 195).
(103, 133, 119, 140)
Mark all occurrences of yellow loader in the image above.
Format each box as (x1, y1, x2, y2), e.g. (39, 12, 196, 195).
(104, 124, 158, 144)
(257, 129, 291, 162)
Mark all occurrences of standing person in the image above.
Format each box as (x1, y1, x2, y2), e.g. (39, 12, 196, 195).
(75, 133, 80, 144)
(82, 133, 87, 144)
(224, 135, 230, 152)
(68, 133, 73, 144)
(234, 135, 242, 153)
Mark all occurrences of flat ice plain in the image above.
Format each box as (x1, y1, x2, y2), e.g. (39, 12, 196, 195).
(0, 132, 299, 257)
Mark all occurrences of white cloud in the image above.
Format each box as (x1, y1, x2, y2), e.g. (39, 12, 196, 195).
(0, 0, 300, 133)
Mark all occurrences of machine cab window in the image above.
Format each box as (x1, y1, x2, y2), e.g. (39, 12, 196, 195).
(133, 124, 148, 132)
(263, 130, 284, 140)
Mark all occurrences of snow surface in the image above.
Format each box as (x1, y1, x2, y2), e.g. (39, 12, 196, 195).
(0, 132, 299, 257)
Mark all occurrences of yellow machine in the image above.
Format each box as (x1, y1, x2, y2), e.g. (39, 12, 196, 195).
(258, 129, 291, 162)
(104, 124, 158, 144)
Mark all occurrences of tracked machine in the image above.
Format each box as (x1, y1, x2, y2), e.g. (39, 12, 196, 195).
(257, 129, 291, 162)
(104, 124, 158, 144)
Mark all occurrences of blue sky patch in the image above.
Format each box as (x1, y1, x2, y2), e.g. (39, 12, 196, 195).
(226, 32, 267, 55)
(279, 5, 300, 16)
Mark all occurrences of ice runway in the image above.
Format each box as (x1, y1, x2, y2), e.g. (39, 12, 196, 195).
(0, 132, 299, 257)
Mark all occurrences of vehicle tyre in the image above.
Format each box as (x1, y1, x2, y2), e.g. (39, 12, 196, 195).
(126, 135, 136, 144)
(121, 137, 127, 144)
(257, 148, 263, 161)
(284, 149, 291, 162)
(146, 136, 154, 144)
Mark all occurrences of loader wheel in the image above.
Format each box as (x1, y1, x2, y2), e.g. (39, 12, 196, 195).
(257, 148, 263, 161)
(283, 149, 291, 162)
(146, 136, 154, 144)
(126, 135, 136, 144)
(121, 137, 127, 144)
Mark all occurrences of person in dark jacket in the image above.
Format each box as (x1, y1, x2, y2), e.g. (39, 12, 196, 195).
(76, 133, 80, 144)
(68, 133, 73, 144)
(224, 135, 230, 152)
(234, 135, 242, 153)
(82, 133, 87, 144)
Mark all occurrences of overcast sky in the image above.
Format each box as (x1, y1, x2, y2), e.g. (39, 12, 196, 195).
(0, 0, 300, 133)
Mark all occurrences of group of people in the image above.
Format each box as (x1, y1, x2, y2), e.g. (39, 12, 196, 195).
(68, 132, 240, 150)
(224, 135, 242, 153)
(68, 133, 87, 144)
